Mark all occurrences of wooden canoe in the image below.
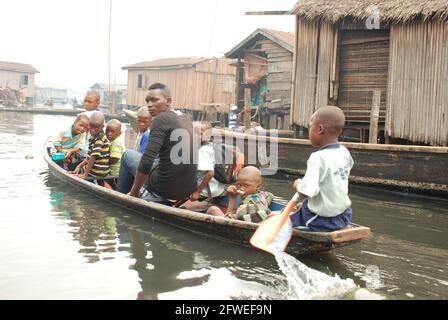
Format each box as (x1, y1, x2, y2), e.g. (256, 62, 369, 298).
(123, 109, 448, 196)
(43, 141, 370, 257)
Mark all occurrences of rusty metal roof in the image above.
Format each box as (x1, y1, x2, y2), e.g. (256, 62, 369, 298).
(122, 57, 209, 70)
(0, 61, 39, 73)
(225, 28, 295, 58)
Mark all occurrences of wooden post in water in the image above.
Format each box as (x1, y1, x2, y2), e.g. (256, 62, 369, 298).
(244, 88, 251, 129)
(369, 90, 381, 144)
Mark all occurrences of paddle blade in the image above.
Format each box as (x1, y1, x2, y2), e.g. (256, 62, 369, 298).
(250, 214, 293, 255)
(250, 193, 299, 255)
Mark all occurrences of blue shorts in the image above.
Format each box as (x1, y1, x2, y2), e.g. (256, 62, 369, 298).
(289, 199, 352, 232)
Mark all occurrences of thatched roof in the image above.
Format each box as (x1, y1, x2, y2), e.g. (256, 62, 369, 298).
(290, 0, 448, 23)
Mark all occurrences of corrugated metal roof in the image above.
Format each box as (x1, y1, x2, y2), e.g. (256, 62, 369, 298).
(90, 82, 127, 90)
(0, 61, 39, 73)
(225, 28, 295, 58)
(122, 57, 209, 70)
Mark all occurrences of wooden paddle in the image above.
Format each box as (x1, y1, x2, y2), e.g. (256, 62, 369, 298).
(250, 192, 300, 255)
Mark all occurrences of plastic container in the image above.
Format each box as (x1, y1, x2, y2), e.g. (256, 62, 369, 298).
(51, 152, 65, 161)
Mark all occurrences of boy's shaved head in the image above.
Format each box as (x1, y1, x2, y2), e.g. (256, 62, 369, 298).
(86, 90, 100, 102)
(137, 106, 150, 117)
(311, 106, 345, 133)
(90, 111, 105, 127)
(238, 166, 261, 183)
(106, 119, 121, 131)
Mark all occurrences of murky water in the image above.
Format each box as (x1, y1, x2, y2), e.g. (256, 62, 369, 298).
(0, 111, 447, 300)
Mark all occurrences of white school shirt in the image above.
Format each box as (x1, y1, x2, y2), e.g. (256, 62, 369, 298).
(297, 144, 354, 217)
(197, 144, 226, 198)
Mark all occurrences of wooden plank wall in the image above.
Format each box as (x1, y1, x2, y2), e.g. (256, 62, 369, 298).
(290, 19, 320, 127)
(256, 39, 293, 110)
(126, 59, 236, 111)
(386, 20, 448, 146)
(338, 30, 390, 123)
(315, 22, 335, 111)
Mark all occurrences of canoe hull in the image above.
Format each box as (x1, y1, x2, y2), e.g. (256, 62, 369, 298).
(43, 142, 369, 257)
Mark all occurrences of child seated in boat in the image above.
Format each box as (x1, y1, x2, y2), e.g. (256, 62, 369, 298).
(290, 106, 353, 232)
(180, 121, 227, 211)
(134, 106, 152, 153)
(106, 119, 126, 177)
(207, 166, 273, 222)
(72, 111, 111, 182)
(52, 114, 89, 170)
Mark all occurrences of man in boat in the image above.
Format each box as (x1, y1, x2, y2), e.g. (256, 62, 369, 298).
(290, 106, 353, 232)
(124, 82, 197, 203)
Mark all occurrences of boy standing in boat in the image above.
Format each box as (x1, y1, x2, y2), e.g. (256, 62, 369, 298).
(290, 106, 353, 232)
(79, 91, 102, 158)
(82, 91, 101, 118)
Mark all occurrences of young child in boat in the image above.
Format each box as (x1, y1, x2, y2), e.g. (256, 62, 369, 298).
(180, 121, 227, 211)
(72, 111, 111, 181)
(105, 119, 126, 177)
(290, 105, 353, 232)
(207, 166, 274, 222)
(52, 114, 89, 170)
(135, 106, 152, 153)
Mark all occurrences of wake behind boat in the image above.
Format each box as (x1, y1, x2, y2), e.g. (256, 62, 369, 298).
(43, 138, 370, 257)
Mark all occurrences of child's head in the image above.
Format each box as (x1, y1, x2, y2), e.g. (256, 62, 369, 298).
(236, 166, 262, 198)
(84, 91, 100, 111)
(89, 111, 105, 136)
(136, 106, 152, 133)
(73, 114, 89, 135)
(106, 119, 122, 141)
(194, 121, 212, 145)
(309, 106, 345, 147)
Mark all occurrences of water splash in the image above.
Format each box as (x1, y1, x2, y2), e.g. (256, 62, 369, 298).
(275, 252, 357, 300)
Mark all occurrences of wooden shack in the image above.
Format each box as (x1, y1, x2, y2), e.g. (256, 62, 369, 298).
(225, 28, 295, 130)
(0, 61, 39, 106)
(289, 0, 448, 146)
(122, 57, 236, 119)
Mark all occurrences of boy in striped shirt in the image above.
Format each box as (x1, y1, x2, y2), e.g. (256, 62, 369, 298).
(72, 111, 110, 180)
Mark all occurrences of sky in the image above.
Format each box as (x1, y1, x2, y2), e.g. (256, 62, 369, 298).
(2, 0, 297, 96)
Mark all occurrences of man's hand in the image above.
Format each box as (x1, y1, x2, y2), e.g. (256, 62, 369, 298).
(129, 190, 139, 198)
(189, 190, 201, 202)
(293, 179, 302, 191)
(78, 173, 87, 180)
